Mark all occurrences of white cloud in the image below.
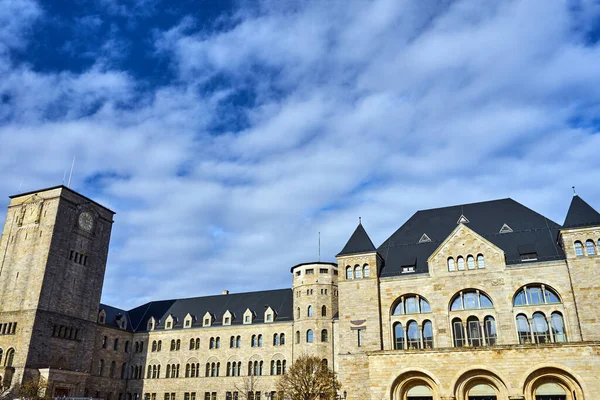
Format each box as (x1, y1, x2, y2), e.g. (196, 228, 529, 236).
(1, 0, 600, 309)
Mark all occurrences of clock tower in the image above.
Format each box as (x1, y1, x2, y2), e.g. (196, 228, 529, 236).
(0, 185, 114, 390)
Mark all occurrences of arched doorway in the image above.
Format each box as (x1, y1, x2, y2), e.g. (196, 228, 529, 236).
(535, 382, 566, 400)
(468, 383, 497, 400)
(391, 371, 440, 400)
(406, 385, 433, 400)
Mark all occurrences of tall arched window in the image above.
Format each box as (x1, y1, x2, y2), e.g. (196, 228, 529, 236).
(466, 316, 482, 347)
(532, 312, 551, 344)
(258, 335, 263, 347)
(251, 335, 257, 347)
(467, 255, 475, 269)
(484, 316, 497, 345)
(422, 320, 433, 349)
(152, 341, 157, 352)
(306, 329, 313, 343)
(513, 284, 561, 306)
(586, 239, 596, 255)
(477, 254, 485, 268)
(516, 314, 531, 344)
(363, 264, 370, 278)
(354, 265, 362, 279)
(574, 241, 584, 256)
(273, 333, 279, 346)
(236, 336, 240, 348)
(195, 338, 200, 349)
(295, 331, 300, 344)
(346, 266, 353, 279)
(551, 312, 567, 343)
(321, 329, 328, 342)
(192, 338, 197, 350)
(448, 257, 455, 271)
(407, 321, 420, 349)
(321, 305, 327, 317)
(457, 256, 465, 270)
(280, 333, 285, 345)
(170, 339, 176, 351)
(296, 307, 300, 319)
(393, 322, 404, 350)
(307, 306, 313, 317)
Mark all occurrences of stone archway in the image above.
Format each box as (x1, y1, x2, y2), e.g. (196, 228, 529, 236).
(523, 367, 584, 400)
(391, 371, 440, 400)
(453, 369, 509, 400)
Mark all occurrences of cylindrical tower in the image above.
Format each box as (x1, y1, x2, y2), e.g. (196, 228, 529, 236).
(290, 262, 338, 366)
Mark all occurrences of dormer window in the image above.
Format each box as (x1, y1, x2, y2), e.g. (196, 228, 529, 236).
(401, 266, 415, 274)
(185, 320, 190, 327)
(243, 309, 254, 324)
(521, 253, 538, 262)
(147, 317, 156, 331)
(166, 322, 171, 328)
(98, 310, 106, 325)
(203, 312, 213, 327)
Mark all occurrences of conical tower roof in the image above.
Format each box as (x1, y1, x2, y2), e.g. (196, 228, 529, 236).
(337, 222, 376, 256)
(563, 195, 600, 229)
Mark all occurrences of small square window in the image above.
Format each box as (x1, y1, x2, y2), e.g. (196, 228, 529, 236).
(225, 317, 230, 324)
(245, 316, 250, 323)
(266, 314, 272, 322)
(204, 319, 209, 325)
(185, 320, 190, 327)
(166, 322, 171, 328)
(319, 268, 328, 274)
(295, 271, 301, 277)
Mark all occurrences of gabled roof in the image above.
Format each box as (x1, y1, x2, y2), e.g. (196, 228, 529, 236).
(378, 198, 564, 277)
(98, 303, 134, 332)
(104, 288, 293, 333)
(337, 223, 376, 256)
(563, 195, 600, 229)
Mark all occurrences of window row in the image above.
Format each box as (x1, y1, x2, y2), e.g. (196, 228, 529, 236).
(295, 329, 328, 344)
(296, 305, 328, 319)
(345, 264, 370, 280)
(516, 312, 567, 344)
(51, 324, 77, 340)
(69, 249, 89, 266)
(574, 239, 599, 256)
(295, 267, 337, 277)
(447, 254, 485, 272)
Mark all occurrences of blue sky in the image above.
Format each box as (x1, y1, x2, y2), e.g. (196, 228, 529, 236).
(1, 0, 600, 309)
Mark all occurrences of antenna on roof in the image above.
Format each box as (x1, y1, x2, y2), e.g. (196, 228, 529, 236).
(572, 186, 576, 196)
(67, 157, 75, 188)
(18, 181, 23, 191)
(62, 170, 67, 185)
(318, 232, 321, 262)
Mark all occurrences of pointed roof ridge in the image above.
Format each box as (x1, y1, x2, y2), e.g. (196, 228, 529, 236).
(563, 195, 600, 229)
(337, 222, 377, 256)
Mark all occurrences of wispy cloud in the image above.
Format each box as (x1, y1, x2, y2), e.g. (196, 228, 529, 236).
(0, 0, 599, 308)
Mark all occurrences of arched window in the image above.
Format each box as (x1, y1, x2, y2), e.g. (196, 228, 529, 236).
(346, 266, 353, 279)
(258, 334, 263, 347)
(450, 290, 493, 311)
(452, 318, 465, 347)
(296, 307, 300, 319)
(186, 363, 191, 378)
(170, 339, 176, 351)
(226, 362, 231, 377)
(147, 365, 152, 379)
(363, 264, 370, 278)
(277, 360, 283, 375)
(407, 321, 420, 349)
(477, 254, 485, 268)
(176, 339, 181, 350)
(210, 337, 215, 349)
(321, 305, 327, 317)
(457, 256, 465, 270)
(354, 265, 362, 279)
(98, 359, 104, 376)
(484, 316, 497, 345)
(551, 312, 567, 343)
(216, 337, 221, 348)
(467, 255, 475, 269)
(195, 338, 200, 349)
(251, 335, 257, 347)
(306, 329, 313, 343)
(532, 312, 551, 344)
(466, 316, 482, 347)
(295, 331, 300, 344)
(392, 295, 431, 315)
(586, 239, 596, 255)
(321, 329, 328, 342)
(574, 241, 584, 256)
(516, 314, 531, 344)
(422, 320, 433, 349)
(307, 306, 313, 317)
(513, 284, 561, 306)
(236, 336, 241, 348)
(152, 341, 157, 352)
(191, 338, 196, 350)
(155, 341, 159, 351)
(273, 333, 279, 346)
(280, 333, 285, 345)
(393, 322, 404, 350)
(447, 257, 455, 271)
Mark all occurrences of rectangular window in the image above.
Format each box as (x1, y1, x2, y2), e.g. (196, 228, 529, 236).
(185, 320, 191, 327)
(319, 268, 328, 274)
(205, 393, 210, 400)
(401, 266, 415, 273)
(69, 250, 74, 260)
(226, 393, 232, 400)
(191, 394, 196, 400)
(185, 394, 190, 400)
(305, 269, 314, 275)
(357, 329, 363, 347)
(211, 393, 216, 400)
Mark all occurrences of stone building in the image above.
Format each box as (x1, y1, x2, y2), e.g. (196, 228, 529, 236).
(0, 185, 599, 400)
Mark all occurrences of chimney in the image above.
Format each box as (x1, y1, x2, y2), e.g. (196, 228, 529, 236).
(222, 290, 229, 295)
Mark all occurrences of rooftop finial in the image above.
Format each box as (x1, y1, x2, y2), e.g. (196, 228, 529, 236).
(359, 216, 362, 224)
(572, 186, 576, 196)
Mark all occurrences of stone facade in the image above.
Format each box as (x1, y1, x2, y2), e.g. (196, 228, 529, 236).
(0, 186, 598, 400)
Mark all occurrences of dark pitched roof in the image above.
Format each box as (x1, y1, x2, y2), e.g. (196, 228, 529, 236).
(102, 288, 293, 333)
(99, 303, 134, 332)
(377, 198, 564, 277)
(563, 195, 600, 229)
(337, 223, 376, 256)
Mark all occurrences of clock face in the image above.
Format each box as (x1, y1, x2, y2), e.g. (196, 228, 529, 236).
(78, 212, 94, 232)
